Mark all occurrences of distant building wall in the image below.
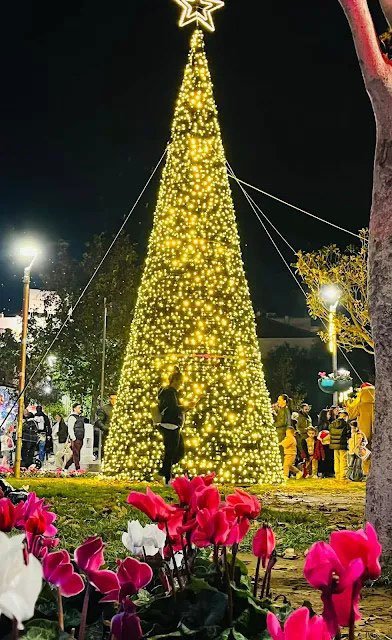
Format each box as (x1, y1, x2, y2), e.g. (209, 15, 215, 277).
(259, 337, 318, 357)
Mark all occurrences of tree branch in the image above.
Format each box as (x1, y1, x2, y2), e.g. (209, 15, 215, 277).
(338, 0, 389, 85)
(380, 0, 392, 27)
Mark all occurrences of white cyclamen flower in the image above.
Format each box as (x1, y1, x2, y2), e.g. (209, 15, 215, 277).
(122, 520, 166, 557)
(0, 533, 42, 629)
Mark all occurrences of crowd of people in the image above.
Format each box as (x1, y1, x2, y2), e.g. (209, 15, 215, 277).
(272, 384, 374, 481)
(0, 398, 115, 471)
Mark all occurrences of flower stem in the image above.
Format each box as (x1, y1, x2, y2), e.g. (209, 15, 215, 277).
(348, 583, 358, 640)
(165, 522, 183, 590)
(230, 542, 239, 580)
(78, 582, 91, 640)
(57, 587, 64, 631)
(11, 619, 18, 640)
(223, 547, 233, 627)
(253, 557, 261, 598)
(181, 537, 191, 581)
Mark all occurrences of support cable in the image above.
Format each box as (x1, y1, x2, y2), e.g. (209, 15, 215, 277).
(228, 163, 365, 384)
(0, 146, 168, 430)
(226, 172, 361, 240)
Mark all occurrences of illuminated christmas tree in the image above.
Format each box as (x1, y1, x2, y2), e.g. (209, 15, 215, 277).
(104, 25, 283, 484)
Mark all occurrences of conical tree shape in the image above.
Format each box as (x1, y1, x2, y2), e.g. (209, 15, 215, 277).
(104, 30, 283, 484)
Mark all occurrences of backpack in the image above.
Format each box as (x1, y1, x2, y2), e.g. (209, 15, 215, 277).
(348, 455, 364, 482)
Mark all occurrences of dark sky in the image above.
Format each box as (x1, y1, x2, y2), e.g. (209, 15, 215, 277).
(0, 0, 386, 316)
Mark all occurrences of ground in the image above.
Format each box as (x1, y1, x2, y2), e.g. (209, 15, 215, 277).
(11, 477, 392, 638)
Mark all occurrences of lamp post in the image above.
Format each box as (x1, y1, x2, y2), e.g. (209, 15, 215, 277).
(14, 245, 39, 479)
(320, 284, 342, 406)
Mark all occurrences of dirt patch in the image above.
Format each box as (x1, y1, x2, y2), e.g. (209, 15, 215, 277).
(241, 480, 392, 637)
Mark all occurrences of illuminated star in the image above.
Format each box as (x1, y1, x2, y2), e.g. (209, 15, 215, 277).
(173, 0, 225, 33)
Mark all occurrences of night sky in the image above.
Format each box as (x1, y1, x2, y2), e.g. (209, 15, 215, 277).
(0, 0, 387, 316)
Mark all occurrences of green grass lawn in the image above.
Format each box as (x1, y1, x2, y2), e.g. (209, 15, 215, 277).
(10, 477, 366, 568)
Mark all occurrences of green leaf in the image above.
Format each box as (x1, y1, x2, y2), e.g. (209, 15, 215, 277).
(232, 631, 250, 640)
(24, 619, 59, 640)
(186, 577, 219, 594)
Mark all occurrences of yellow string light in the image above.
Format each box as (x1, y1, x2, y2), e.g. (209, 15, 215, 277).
(173, 0, 224, 33)
(104, 29, 283, 485)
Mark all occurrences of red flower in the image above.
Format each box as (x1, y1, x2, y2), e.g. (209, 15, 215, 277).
(0, 498, 16, 532)
(159, 507, 185, 552)
(171, 474, 215, 506)
(226, 489, 261, 520)
(74, 536, 119, 597)
(42, 550, 84, 597)
(127, 488, 176, 523)
(329, 523, 382, 582)
(190, 485, 221, 513)
(253, 525, 276, 568)
(191, 508, 232, 547)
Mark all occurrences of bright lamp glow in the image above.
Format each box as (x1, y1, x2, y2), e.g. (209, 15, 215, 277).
(320, 284, 342, 306)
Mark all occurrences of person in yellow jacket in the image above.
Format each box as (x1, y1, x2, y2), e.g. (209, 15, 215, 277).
(279, 427, 302, 479)
(347, 383, 374, 475)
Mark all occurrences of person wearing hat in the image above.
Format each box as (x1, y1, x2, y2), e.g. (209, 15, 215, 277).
(329, 410, 350, 480)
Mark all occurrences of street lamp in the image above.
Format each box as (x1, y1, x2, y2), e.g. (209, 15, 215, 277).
(14, 243, 40, 479)
(320, 284, 342, 405)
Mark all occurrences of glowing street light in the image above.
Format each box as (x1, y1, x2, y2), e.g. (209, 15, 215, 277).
(320, 284, 342, 405)
(14, 241, 42, 479)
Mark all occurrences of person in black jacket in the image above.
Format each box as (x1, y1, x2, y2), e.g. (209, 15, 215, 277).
(21, 410, 38, 468)
(155, 368, 196, 484)
(329, 410, 350, 480)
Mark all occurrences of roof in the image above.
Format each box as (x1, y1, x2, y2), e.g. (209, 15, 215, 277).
(257, 316, 316, 339)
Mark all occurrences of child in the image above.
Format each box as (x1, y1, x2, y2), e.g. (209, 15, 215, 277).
(347, 421, 368, 482)
(279, 427, 302, 479)
(330, 410, 350, 480)
(1, 426, 15, 467)
(302, 426, 325, 477)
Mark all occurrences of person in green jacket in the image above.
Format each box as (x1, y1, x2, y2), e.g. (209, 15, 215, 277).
(296, 403, 313, 439)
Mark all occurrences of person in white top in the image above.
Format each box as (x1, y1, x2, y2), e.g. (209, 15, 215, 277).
(65, 402, 85, 471)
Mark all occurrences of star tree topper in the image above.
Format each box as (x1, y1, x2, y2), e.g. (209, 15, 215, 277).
(173, 0, 224, 33)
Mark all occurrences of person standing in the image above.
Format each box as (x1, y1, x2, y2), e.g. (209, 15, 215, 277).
(1, 426, 15, 467)
(65, 403, 85, 471)
(273, 395, 292, 461)
(34, 405, 50, 464)
(279, 427, 302, 479)
(329, 410, 350, 481)
(21, 410, 38, 468)
(296, 403, 313, 439)
(155, 369, 195, 485)
(52, 413, 68, 455)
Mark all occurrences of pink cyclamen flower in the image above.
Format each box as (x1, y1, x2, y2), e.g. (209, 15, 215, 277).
(74, 536, 119, 597)
(15, 492, 57, 537)
(304, 541, 365, 634)
(267, 608, 332, 640)
(127, 488, 176, 523)
(111, 602, 143, 640)
(101, 556, 153, 604)
(329, 523, 382, 582)
(253, 525, 276, 568)
(42, 550, 84, 597)
(0, 498, 16, 533)
(226, 489, 261, 520)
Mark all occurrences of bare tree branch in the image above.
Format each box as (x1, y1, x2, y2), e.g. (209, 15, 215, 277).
(338, 0, 389, 85)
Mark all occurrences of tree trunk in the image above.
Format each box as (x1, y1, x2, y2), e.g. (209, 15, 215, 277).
(366, 89, 392, 565)
(336, 0, 392, 564)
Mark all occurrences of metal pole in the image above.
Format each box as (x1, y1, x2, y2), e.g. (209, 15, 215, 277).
(329, 304, 339, 406)
(14, 265, 31, 478)
(100, 298, 108, 408)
